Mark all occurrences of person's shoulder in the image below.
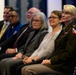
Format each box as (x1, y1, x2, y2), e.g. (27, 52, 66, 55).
(39, 30, 48, 36)
(23, 23, 29, 26)
(18, 23, 30, 31)
(41, 29, 48, 33)
(22, 23, 29, 27)
(0, 20, 4, 26)
(0, 20, 4, 23)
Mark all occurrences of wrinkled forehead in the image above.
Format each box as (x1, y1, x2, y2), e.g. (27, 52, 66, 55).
(28, 9, 35, 14)
(4, 8, 10, 13)
(9, 11, 17, 15)
(4, 8, 10, 11)
(28, 8, 39, 14)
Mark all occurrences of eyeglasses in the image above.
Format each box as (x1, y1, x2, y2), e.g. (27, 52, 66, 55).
(26, 11, 34, 15)
(32, 19, 41, 22)
(4, 12, 9, 14)
(9, 15, 17, 18)
(48, 16, 58, 19)
(62, 11, 72, 15)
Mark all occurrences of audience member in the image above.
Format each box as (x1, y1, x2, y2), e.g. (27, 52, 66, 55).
(0, 11, 48, 75)
(6, 9, 22, 39)
(0, 9, 22, 54)
(21, 4, 76, 75)
(0, 6, 13, 43)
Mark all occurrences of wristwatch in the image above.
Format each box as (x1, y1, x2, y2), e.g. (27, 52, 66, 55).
(32, 59, 35, 62)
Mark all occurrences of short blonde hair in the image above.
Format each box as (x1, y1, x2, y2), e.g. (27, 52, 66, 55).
(63, 4, 76, 16)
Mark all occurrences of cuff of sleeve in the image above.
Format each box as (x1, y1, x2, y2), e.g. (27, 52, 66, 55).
(0, 47, 1, 51)
(15, 48, 18, 52)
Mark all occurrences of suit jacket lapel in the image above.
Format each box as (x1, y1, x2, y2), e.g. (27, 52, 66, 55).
(0, 21, 4, 31)
(56, 22, 73, 40)
(30, 30, 41, 43)
(25, 31, 35, 45)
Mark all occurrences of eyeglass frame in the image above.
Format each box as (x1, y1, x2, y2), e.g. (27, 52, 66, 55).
(62, 11, 73, 15)
(32, 19, 42, 22)
(48, 16, 58, 19)
(26, 11, 34, 15)
(9, 15, 18, 18)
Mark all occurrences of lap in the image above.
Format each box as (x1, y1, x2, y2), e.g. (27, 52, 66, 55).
(22, 64, 64, 75)
(22, 64, 52, 74)
(16, 61, 42, 75)
(0, 57, 23, 67)
(0, 53, 16, 61)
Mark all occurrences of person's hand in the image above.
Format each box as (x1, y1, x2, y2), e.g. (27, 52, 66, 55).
(22, 56, 28, 63)
(41, 59, 51, 65)
(12, 53, 23, 60)
(5, 48, 16, 54)
(23, 56, 28, 60)
(15, 53, 23, 58)
(12, 56, 18, 60)
(23, 58, 32, 64)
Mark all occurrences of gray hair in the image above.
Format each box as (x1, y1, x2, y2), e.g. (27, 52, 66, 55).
(30, 12, 48, 30)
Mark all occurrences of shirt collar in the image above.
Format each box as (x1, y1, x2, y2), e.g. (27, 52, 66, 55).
(4, 21, 10, 26)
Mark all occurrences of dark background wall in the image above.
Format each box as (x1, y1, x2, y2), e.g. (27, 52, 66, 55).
(5, 0, 76, 25)
(62, 0, 76, 7)
(5, 0, 47, 25)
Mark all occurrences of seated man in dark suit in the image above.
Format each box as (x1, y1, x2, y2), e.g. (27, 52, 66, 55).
(0, 6, 13, 43)
(0, 9, 22, 54)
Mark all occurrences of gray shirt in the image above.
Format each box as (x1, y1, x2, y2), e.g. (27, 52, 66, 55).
(31, 30, 61, 59)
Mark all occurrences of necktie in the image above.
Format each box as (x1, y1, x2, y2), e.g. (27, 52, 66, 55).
(13, 27, 28, 48)
(0, 24, 7, 39)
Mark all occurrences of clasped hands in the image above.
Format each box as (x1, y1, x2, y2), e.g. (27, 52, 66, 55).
(12, 53, 23, 59)
(23, 57, 32, 64)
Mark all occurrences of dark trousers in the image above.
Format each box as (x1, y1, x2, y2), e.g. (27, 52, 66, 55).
(10, 60, 42, 75)
(0, 53, 17, 61)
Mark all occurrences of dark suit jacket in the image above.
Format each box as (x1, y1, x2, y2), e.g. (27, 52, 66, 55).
(0, 20, 11, 43)
(0, 20, 4, 31)
(47, 22, 76, 74)
(19, 29, 48, 57)
(0, 23, 33, 53)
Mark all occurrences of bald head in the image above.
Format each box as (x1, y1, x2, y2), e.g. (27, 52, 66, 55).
(26, 7, 40, 22)
(29, 7, 40, 12)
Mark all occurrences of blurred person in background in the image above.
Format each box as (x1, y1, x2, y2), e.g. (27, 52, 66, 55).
(0, 6, 13, 43)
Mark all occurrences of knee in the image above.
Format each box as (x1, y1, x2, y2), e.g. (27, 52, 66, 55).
(22, 67, 27, 75)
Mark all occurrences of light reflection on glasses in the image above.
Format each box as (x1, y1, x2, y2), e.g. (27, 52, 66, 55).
(26, 11, 34, 15)
(48, 16, 58, 19)
(9, 15, 17, 18)
(32, 19, 41, 22)
(62, 11, 72, 15)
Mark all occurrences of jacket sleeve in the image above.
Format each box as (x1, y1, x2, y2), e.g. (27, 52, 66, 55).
(0, 35, 16, 51)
